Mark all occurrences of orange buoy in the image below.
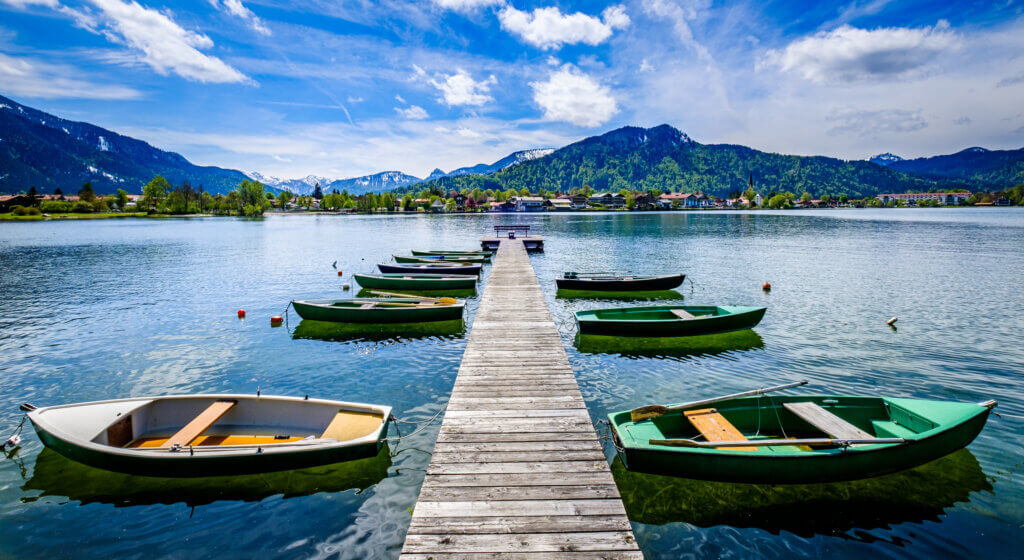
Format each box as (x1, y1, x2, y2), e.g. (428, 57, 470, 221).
(762, 282, 772, 292)
(270, 315, 283, 327)
(237, 309, 246, 318)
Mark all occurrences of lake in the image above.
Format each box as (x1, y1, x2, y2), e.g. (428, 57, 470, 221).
(1, 209, 1022, 559)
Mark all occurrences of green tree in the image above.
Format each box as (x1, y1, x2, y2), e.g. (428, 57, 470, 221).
(839, 194, 849, 205)
(401, 194, 414, 210)
(277, 190, 293, 209)
(143, 176, 170, 208)
(115, 189, 129, 210)
(819, 194, 831, 205)
(78, 182, 96, 202)
(236, 179, 269, 216)
(444, 199, 457, 212)
(800, 191, 812, 203)
(27, 186, 38, 206)
(625, 194, 636, 210)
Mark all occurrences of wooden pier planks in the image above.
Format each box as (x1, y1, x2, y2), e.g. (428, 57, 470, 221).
(400, 239, 640, 559)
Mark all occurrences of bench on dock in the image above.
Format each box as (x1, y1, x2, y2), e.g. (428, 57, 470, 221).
(783, 402, 874, 439)
(161, 400, 236, 448)
(685, 408, 757, 451)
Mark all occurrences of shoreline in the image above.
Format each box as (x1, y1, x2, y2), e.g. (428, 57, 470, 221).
(2, 206, 1017, 222)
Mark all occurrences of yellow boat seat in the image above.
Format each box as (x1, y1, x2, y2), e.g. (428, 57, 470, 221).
(321, 410, 384, 442)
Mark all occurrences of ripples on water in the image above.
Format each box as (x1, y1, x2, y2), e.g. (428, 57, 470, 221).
(1, 209, 1023, 559)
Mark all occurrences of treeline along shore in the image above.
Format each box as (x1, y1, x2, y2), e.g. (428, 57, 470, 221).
(3, 175, 1023, 221)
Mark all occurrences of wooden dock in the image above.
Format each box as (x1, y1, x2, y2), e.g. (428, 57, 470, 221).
(400, 239, 640, 559)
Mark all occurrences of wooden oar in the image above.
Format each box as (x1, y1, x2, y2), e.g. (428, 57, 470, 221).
(629, 380, 808, 422)
(367, 291, 458, 305)
(648, 437, 905, 448)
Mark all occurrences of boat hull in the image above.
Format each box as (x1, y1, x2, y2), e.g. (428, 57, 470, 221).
(394, 255, 488, 264)
(576, 305, 766, 336)
(378, 263, 481, 276)
(609, 395, 993, 484)
(27, 394, 391, 477)
(556, 274, 685, 291)
(412, 250, 492, 258)
(292, 299, 464, 323)
(353, 273, 477, 291)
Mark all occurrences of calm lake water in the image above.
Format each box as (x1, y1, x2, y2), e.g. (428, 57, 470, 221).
(1, 209, 1022, 559)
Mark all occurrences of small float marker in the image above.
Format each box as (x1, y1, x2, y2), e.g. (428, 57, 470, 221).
(270, 315, 284, 327)
(887, 317, 898, 326)
(237, 309, 246, 318)
(762, 282, 772, 292)
(337, 270, 344, 276)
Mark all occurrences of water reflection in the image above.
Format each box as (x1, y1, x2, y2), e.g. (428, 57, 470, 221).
(612, 449, 991, 537)
(575, 329, 764, 359)
(556, 289, 685, 301)
(22, 446, 392, 507)
(291, 319, 466, 343)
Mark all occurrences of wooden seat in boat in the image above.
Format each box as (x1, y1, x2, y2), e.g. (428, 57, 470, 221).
(160, 400, 237, 448)
(321, 410, 384, 442)
(783, 402, 874, 439)
(670, 309, 696, 319)
(360, 303, 376, 308)
(685, 408, 757, 451)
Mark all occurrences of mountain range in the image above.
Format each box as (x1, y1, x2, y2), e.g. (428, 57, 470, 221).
(2, 93, 1022, 197)
(0, 94, 250, 195)
(251, 149, 556, 195)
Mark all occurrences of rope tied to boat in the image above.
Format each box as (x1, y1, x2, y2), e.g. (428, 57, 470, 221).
(385, 405, 448, 445)
(2, 416, 27, 451)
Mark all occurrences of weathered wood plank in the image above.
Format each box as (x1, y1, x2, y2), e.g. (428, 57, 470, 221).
(401, 553, 643, 560)
(421, 471, 616, 487)
(402, 532, 638, 553)
(427, 461, 611, 475)
(430, 450, 607, 463)
(412, 499, 628, 517)
(407, 514, 632, 534)
(417, 484, 621, 501)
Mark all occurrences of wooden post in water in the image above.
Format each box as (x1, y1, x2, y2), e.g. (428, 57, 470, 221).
(400, 238, 640, 558)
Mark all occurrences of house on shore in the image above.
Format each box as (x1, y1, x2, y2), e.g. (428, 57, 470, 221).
(877, 192, 971, 206)
(548, 198, 573, 211)
(588, 192, 625, 208)
(513, 196, 546, 212)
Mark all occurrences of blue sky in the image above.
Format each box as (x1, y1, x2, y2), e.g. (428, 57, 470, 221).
(2, 0, 1023, 180)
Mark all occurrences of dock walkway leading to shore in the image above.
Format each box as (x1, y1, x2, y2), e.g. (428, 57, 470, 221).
(400, 238, 640, 558)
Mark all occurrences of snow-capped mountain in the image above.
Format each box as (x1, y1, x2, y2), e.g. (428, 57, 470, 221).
(869, 153, 905, 166)
(444, 148, 555, 178)
(246, 172, 333, 195)
(326, 171, 422, 195)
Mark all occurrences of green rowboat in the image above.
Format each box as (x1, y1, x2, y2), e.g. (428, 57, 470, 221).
(291, 298, 464, 323)
(394, 254, 489, 264)
(412, 250, 493, 258)
(609, 394, 996, 484)
(353, 273, 477, 291)
(575, 305, 766, 336)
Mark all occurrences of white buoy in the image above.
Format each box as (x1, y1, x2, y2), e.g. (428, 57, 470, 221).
(886, 317, 898, 326)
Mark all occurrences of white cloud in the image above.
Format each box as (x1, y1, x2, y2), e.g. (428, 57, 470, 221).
(825, 107, 927, 136)
(639, 58, 653, 72)
(431, 0, 503, 11)
(395, 94, 406, 103)
(67, 0, 251, 84)
(498, 5, 630, 50)
(531, 64, 617, 127)
(0, 50, 141, 99)
(395, 105, 428, 120)
(0, 0, 59, 8)
(430, 68, 496, 106)
(762, 21, 961, 84)
(209, 0, 271, 36)
(346, 96, 363, 103)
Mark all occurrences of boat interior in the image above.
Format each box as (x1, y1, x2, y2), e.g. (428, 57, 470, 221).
(623, 396, 938, 450)
(593, 306, 725, 321)
(86, 397, 387, 450)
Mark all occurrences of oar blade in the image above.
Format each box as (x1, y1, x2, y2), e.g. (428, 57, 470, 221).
(630, 405, 669, 422)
